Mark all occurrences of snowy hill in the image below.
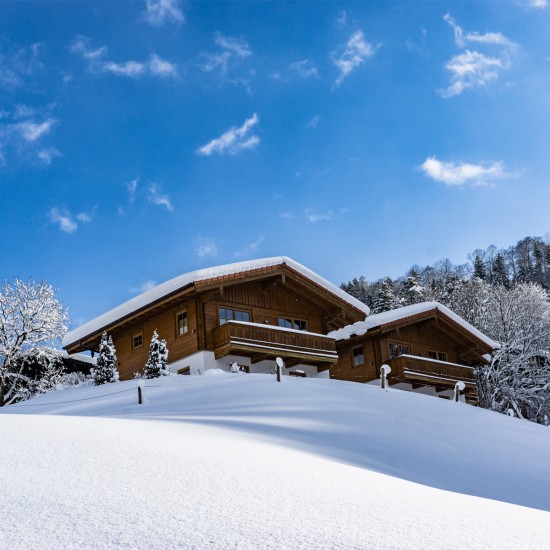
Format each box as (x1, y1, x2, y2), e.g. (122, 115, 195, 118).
(1, 372, 550, 549)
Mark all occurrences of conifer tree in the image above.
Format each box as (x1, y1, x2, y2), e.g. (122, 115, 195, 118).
(92, 332, 119, 385)
(473, 255, 487, 280)
(492, 253, 510, 288)
(401, 268, 425, 306)
(144, 330, 169, 379)
(372, 277, 398, 314)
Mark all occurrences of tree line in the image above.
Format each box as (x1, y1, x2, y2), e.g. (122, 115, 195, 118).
(341, 234, 550, 425)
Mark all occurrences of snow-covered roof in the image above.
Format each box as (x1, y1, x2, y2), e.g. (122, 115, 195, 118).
(63, 257, 369, 348)
(328, 302, 495, 348)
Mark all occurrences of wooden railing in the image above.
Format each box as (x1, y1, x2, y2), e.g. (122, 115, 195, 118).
(387, 354, 476, 384)
(212, 321, 337, 360)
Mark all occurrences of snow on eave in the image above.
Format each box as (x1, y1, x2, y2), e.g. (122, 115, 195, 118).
(328, 301, 495, 349)
(63, 257, 369, 349)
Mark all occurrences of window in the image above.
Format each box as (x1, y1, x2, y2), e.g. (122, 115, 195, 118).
(428, 350, 448, 361)
(219, 307, 250, 325)
(277, 317, 308, 331)
(132, 332, 143, 350)
(177, 366, 191, 375)
(352, 346, 365, 367)
(389, 343, 410, 359)
(176, 311, 188, 336)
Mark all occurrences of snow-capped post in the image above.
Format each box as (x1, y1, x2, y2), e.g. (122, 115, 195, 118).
(454, 381, 465, 402)
(275, 357, 284, 382)
(380, 364, 391, 390)
(137, 380, 143, 405)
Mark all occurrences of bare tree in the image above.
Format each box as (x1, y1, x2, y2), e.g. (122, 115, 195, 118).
(0, 279, 68, 405)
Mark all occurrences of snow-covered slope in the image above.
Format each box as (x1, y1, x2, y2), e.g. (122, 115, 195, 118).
(2, 373, 550, 549)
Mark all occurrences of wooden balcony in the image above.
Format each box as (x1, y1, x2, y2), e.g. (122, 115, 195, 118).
(386, 354, 477, 395)
(212, 321, 338, 369)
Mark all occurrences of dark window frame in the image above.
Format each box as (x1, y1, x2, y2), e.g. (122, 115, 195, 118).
(132, 331, 143, 350)
(219, 306, 251, 325)
(277, 316, 309, 331)
(388, 343, 410, 359)
(352, 346, 365, 367)
(176, 310, 189, 337)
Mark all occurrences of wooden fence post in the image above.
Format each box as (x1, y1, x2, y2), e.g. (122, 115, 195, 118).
(380, 364, 391, 390)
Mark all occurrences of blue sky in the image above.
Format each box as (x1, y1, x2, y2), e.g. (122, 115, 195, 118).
(2, 0, 550, 327)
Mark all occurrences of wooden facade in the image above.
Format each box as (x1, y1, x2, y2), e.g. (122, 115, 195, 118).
(330, 307, 493, 402)
(63, 261, 367, 380)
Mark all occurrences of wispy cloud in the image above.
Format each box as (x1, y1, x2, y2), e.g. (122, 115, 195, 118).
(200, 33, 252, 73)
(71, 36, 177, 79)
(332, 30, 377, 87)
(289, 59, 319, 78)
(439, 50, 507, 98)
(127, 177, 139, 203)
(306, 115, 320, 129)
(148, 184, 174, 211)
(419, 157, 512, 187)
(48, 206, 94, 233)
(439, 15, 515, 98)
(280, 212, 294, 220)
(16, 119, 56, 141)
(141, 0, 184, 26)
(306, 209, 333, 223)
(234, 236, 265, 258)
(0, 42, 44, 90)
(443, 14, 516, 49)
(129, 279, 158, 293)
(335, 11, 348, 28)
(528, 0, 548, 7)
(38, 147, 62, 165)
(195, 236, 219, 258)
(0, 105, 58, 164)
(197, 113, 260, 156)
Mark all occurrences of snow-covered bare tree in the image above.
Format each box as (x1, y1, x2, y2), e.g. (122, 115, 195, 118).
(475, 283, 550, 424)
(91, 332, 119, 385)
(0, 279, 68, 406)
(144, 330, 169, 378)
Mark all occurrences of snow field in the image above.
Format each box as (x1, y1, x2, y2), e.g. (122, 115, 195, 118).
(2, 372, 550, 548)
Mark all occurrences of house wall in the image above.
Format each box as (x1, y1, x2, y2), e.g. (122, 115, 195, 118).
(331, 320, 469, 384)
(111, 278, 334, 380)
(111, 297, 199, 380)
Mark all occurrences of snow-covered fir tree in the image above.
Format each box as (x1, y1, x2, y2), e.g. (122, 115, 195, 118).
(400, 268, 425, 306)
(144, 330, 169, 379)
(92, 332, 119, 385)
(491, 253, 509, 288)
(372, 278, 398, 314)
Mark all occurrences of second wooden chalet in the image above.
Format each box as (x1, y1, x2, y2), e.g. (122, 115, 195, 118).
(62, 257, 369, 379)
(329, 302, 495, 402)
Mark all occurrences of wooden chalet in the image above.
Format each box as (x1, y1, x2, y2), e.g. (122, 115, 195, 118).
(329, 302, 495, 402)
(62, 257, 369, 380)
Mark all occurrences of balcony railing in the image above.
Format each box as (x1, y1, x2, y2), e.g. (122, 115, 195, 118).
(212, 320, 338, 365)
(387, 354, 477, 389)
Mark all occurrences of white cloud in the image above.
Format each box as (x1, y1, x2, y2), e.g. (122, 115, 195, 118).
(0, 42, 43, 90)
(335, 11, 348, 28)
(142, 0, 184, 26)
(48, 208, 78, 234)
(201, 33, 251, 73)
(289, 59, 319, 78)
(530, 0, 548, 7)
(75, 208, 96, 223)
(332, 30, 377, 87)
(148, 54, 177, 77)
(130, 279, 158, 293)
(280, 212, 294, 220)
(148, 184, 174, 211)
(71, 36, 177, 79)
(419, 157, 512, 187)
(195, 237, 219, 258)
(37, 147, 62, 165)
(234, 236, 265, 258)
(439, 50, 506, 98)
(197, 113, 260, 156)
(443, 14, 516, 49)
(306, 115, 320, 129)
(102, 60, 146, 78)
(16, 119, 56, 141)
(126, 177, 139, 203)
(306, 210, 333, 223)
